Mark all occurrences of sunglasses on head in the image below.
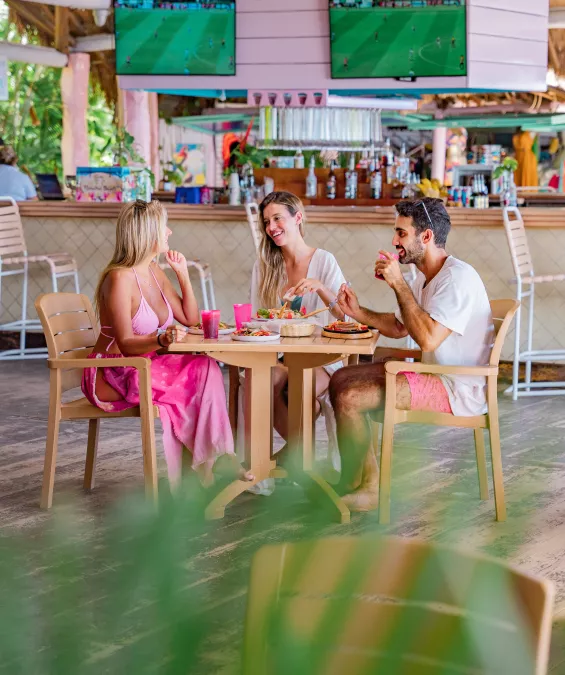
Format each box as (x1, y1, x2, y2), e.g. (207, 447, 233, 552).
(413, 200, 435, 230)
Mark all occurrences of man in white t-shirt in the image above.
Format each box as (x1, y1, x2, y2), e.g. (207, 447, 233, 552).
(330, 197, 494, 512)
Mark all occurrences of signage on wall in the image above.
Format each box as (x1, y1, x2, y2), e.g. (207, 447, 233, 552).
(0, 57, 8, 101)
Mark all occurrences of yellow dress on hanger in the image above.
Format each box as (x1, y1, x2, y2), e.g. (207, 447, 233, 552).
(512, 131, 538, 187)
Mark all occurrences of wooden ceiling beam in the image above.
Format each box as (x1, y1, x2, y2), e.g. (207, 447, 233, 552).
(11, 1, 54, 37)
(54, 5, 69, 53)
(548, 31, 561, 74)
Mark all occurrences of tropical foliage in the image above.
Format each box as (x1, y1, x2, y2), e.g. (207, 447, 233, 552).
(0, 1, 116, 178)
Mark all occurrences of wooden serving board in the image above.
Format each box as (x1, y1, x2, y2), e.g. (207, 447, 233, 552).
(322, 329, 374, 340)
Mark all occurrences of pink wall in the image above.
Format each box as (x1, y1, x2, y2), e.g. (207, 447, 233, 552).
(119, 0, 548, 95)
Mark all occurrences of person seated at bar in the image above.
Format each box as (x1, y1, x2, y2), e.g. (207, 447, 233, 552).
(330, 197, 494, 512)
(82, 199, 252, 487)
(0, 145, 38, 201)
(251, 190, 347, 446)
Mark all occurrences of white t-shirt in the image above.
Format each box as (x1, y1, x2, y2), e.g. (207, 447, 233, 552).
(395, 256, 494, 416)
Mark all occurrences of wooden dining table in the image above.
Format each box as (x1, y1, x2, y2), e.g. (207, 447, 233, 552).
(162, 328, 380, 523)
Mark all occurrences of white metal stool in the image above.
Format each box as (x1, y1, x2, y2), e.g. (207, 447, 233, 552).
(503, 206, 565, 399)
(245, 202, 261, 252)
(159, 258, 216, 311)
(0, 197, 80, 360)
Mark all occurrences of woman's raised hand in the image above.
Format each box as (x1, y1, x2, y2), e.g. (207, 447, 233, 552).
(160, 324, 187, 347)
(166, 250, 188, 276)
(287, 278, 325, 298)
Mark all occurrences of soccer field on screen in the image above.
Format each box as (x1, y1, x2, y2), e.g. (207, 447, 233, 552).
(115, 7, 235, 75)
(330, 6, 467, 79)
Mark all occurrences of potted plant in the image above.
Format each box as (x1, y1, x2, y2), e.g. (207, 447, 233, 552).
(493, 157, 519, 207)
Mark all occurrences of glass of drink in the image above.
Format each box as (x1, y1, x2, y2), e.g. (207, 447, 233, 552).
(375, 252, 399, 280)
(201, 310, 221, 339)
(233, 303, 252, 330)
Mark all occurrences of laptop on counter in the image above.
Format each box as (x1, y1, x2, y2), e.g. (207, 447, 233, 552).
(35, 173, 66, 201)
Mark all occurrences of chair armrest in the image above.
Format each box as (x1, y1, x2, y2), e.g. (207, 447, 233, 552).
(48, 356, 150, 371)
(385, 361, 495, 377)
(373, 347, 422, 362)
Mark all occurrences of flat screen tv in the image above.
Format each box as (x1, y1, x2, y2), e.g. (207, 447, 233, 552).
(115, 0, 236, 76)
(329, 0, 467, 80)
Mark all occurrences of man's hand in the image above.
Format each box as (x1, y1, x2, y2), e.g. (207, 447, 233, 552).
(374, 250, 404, 289)
(337, 283, 361, 319)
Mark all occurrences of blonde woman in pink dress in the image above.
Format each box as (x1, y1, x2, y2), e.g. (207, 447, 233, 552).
(82, 200, 252, 487)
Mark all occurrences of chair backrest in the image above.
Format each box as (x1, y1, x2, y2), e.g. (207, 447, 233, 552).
(243, 535, 554, 675)
(245, 202, 261, 253)
(502, 207, 534, 279)
(0, 197, 26, 259)
(35, 293, 99, 392)
(489, 298, 520, 367)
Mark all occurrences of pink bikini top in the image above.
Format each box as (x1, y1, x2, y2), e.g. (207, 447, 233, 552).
(100, 267, 174, 351)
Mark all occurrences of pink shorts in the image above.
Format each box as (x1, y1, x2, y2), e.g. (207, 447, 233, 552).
(400, 371, 452, 414)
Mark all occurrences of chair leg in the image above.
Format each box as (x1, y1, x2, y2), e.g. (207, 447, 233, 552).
(512, 298, 521, 402)
(73, 270, 80, 294)
(84, 419, 100, 491)
(487, 378, 506, 521)
(20, 261, 29, 355)
(378, 415, 395, 525)
(40, 406, 61, 509)
(474, 428, 489, 500)
(525, 287, 535, 390)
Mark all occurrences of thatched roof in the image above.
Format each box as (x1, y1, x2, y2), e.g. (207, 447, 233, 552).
(5, 0, 116, 103)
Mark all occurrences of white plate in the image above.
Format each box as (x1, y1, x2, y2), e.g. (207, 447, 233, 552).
(187, 327, 235, 335)
(231, 333, 281, 342)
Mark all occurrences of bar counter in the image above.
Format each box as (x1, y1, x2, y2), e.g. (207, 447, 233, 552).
(15, 201, 565, 227)
(5, 202, 565, 359)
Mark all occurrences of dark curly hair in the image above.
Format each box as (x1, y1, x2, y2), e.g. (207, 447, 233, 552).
(395, 198, 451, 249)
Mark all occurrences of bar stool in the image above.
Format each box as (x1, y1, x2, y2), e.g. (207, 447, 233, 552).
(0, 197, 80, 360)
(245, 202, 261, 252)
(502, 206, 565, 399)
(159, 258, 216, 311)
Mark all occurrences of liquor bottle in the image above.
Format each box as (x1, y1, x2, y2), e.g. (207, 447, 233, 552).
(305, 156, 318, 198)
(345, 153, 358, 200)
(294, 148, 304, 169)
(369, 160, 382, 200)
(326, 161, 337, 200)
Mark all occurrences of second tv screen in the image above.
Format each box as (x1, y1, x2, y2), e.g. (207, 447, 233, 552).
(329, 1, 467, 80)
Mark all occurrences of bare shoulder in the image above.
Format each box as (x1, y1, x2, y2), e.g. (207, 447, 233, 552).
(101, 267, 135, 297)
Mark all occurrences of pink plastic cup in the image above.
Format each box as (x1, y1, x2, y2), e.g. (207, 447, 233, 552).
(201, 310, 221, 339)
(375, 252, 400, 280)
(233, 303, 252, 330)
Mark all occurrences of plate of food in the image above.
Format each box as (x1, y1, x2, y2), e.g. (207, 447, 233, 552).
(256, 307, 307, 321)
(231, 328, 281, 342)
(187, 322, 235, 335)
(322, 321, 373, 339)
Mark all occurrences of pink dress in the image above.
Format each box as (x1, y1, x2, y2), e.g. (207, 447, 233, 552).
(81, 267, 235, 483)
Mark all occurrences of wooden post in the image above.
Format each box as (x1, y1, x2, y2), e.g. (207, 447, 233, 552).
(54, 6, 69, 54)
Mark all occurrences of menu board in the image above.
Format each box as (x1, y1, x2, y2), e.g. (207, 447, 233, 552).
(115, 0, 236, 76)
(329, 0, 467, 79)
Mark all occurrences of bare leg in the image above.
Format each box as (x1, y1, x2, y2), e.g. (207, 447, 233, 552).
(329, 363, 411, 497)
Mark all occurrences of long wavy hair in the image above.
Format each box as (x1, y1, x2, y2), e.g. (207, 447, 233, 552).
(94, 199, 168, 315)
(257, 191, 306, 309)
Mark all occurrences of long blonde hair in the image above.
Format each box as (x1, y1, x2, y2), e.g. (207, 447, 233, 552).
(257, 191, 306, 308)
(94, 199, 168, 315)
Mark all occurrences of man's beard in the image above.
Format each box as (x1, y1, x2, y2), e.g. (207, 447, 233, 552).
(399, 240, 425, 265)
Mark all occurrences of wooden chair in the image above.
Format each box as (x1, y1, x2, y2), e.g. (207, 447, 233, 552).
(373, 299, 519, 525)
(0, 197, 80, 360)
(243, 535, 554, 675)
(34, 292, 158, 509)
